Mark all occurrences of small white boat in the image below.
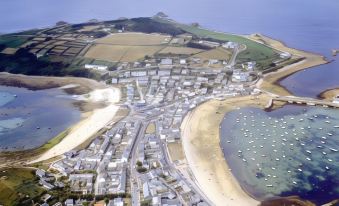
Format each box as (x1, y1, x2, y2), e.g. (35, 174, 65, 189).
(329, 148, 338, 152)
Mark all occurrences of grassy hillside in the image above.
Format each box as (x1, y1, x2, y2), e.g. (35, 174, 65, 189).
(0, 168, 45, 206)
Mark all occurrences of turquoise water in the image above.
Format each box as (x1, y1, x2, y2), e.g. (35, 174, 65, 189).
(220, 105, 339, 204)
(0, 86, 81, 151)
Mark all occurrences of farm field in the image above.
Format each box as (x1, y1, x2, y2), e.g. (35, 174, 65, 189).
(84, 44, 164, 62)
(95, 32, 171, 46)
(159, 46, 204, 55)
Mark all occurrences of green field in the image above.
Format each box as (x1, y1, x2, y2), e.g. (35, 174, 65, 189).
(154, 18, 280, 70)
(0, 168, 45, 206)
(177, 25, 280, 69)
(0, 35, 29, 48)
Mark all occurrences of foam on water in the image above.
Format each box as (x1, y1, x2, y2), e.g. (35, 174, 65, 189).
(220, 105, 339, 204)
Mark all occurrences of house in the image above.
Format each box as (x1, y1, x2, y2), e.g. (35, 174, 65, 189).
(222, 41, 238, 49)
(208, 59, 219, 65)
(85, 64, 108, 71)
(160, 58, 173, 65)
(198, 40, 220, 48)
(333, 96, 339, 104)
(143, 182, 151, 200)
(36, 169, 46, 178)
(108, 198, 124, 206)
(179, 59, 187, 65)
(64, 199, 74, 206)
(280, 52, 291, 59)
(39, 179, 55, 190)
(232, 71, 249, 82)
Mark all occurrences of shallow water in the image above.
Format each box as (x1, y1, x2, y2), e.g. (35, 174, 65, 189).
(220, 105, 339, 204)
(0, 86, 81, 151)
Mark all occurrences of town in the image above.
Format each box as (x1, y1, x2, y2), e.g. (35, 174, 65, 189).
(0, 16, 305, 206)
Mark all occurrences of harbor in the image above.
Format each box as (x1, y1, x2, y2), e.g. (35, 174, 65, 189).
(220, 104, 339, 204)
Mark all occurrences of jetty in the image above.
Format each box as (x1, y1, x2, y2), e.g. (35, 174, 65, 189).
(266, 95, 339, 108)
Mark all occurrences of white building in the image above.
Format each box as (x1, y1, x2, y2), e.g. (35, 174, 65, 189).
(85, 64, 108, 71)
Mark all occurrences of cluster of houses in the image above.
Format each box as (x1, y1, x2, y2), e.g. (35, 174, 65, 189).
(48, 120, 142, 205)
(36, 169, 64, 190)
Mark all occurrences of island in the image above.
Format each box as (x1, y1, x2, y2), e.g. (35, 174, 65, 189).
(0, 15, 337, 206)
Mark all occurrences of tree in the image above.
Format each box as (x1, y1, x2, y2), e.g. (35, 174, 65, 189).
(136, 161, 142, 167)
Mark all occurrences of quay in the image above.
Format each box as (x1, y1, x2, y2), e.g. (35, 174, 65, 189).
(266, 96, 339, 109)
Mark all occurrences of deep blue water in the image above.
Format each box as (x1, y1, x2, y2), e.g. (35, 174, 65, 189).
(0, 86, 81, 151)
(0, 0, 338, 97)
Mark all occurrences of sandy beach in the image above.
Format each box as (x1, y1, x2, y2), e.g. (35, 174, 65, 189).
(249, 34, 328, 96)
(31, 87, 121, 163)
(181, 95, 276, 206)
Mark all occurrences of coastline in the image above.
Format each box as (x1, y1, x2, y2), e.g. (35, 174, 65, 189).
(181, 94, 275, 206)
(30, 87, 121, 163)
(317, 88, 339, 101)
(180, 35, 330, 205)
(249, 34, 329, 96)
(0, 73, 123, 165)
(0, 72, 105, 95)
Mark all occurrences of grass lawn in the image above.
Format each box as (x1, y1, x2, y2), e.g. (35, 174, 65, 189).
(0, 168, 44, 206)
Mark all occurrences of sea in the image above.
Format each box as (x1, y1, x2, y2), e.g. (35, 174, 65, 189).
(0, 0, 338, 203)
(0, 86, 80, 151)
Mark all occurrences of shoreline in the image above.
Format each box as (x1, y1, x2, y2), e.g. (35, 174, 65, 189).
(0, 72, 106, 95)
(317, 88, 339, 100)
(180, 35, 330, 205)
(181, 95, 274, 206)
(249, 34, 329, 96)
(30, 87, 121, 164)
(0, 73, 122, 165)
